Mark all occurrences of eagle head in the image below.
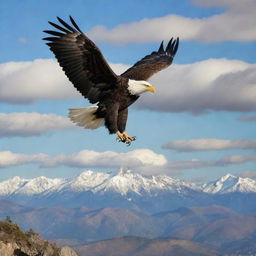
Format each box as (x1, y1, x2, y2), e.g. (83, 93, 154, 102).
(128, 79, 156, 95)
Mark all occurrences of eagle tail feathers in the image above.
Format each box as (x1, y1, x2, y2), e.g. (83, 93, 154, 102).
(68, 106, 104, 129)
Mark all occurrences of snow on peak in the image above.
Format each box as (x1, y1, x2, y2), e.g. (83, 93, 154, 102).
(94, 169, 150, 195)
(0, 171, 255, 197)
(63, 170, 109, 192)
(202, 174, 256, 194)
(15, 176, 64, 195)
(0, 176, 28, 195)
(220, 173, 236, 182)
(92, 169, 198, 196)
(0, 175, 63, 196)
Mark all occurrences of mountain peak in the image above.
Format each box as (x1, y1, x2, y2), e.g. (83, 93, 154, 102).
(93, 169, 197, 196)
(15, 176, 63, 195)
(65, 170, 109, 192)
(0, 176, 28, 195)
(116, 168, 135, 176)
(220, 173, 237, 181)
(203, 173, 256, 194)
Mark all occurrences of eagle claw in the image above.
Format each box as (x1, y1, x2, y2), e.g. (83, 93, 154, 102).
(116, 131, 136, 145)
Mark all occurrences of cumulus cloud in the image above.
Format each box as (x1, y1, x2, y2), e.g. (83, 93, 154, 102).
(0, 112, 75, 137)
(0, 59, 128, 104)
(88, 0, 256, 44)
(1, 150, 256, 177)
(0, 151, 47, 168)
(0, 59, 76, 104)
(41, 149, 168, 168)
(137, 59, 256, 113)
(163, 138, 256, 152)
(1, 58, 256, 113)
(0, 149, 167, 170)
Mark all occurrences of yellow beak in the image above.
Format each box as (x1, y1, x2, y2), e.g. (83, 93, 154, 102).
(146, 85, 157, 93)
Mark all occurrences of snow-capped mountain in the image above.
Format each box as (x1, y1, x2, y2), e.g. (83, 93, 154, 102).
(0, 169, 199, 196)
(0, 176, 28, 196)
(55, 170, 109, 193)
(202, 173, 256, 194)
(0, 176, 63, 196)
(16, 176, 64, 195)
(0, 170, 256, 197)
(0, 170, 255, 213)
(86, 169, 199, 195)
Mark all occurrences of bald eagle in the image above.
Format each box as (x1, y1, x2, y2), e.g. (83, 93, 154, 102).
(43, 16, 179, 144)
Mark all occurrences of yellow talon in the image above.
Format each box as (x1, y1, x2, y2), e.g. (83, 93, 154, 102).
(116, 131, 126, 142)
(116, 131, 136, 144)
(123, 132, 136, 142)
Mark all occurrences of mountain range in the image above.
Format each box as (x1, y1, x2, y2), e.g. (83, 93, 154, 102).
(0, 200, 255, 255)
(0, 169, 255, 213)
(0, 170, 256, 255)
(1, 169, 256, 196)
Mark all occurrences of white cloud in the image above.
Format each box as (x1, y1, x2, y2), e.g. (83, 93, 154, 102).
(165, 154, 256, 173)
(0, 151, 47, 168)
(0, 59, 128, 104)
(0, 149, 167, 170)
(218, 154, 256, 165)
(42, 149, 168, 168)
(163, 138, 256, 152)
(1, 59, 256, 113)
(110, 63, 130, 74)
(137, 59, 256, 113)
(141, 154, 256, 175)
(1, 150, 256, 177)
(0, 112, 75, 137)
(88, 0, 256, 44)
(0, 59, 77, 104)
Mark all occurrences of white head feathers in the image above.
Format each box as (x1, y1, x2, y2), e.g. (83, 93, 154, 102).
(128, 79, 156, 95)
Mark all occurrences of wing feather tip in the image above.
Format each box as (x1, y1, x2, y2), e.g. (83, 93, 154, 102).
(158, 40, 164, 52)
(42, 37, 52, 41)
(173, 37, 179, 56)
(69, 15, 83, 33)
(57, 16, 77, 33)
(166, 37, 174, 52)
(56, 16, 62, 22)
(165, 37, 179, 57)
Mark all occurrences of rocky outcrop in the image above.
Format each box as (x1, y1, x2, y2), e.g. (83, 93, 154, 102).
(59, 247, 78, 256)
(0, 241, 18, 255)
(0, 240, 78, 256)
(0, 220, 78, 256)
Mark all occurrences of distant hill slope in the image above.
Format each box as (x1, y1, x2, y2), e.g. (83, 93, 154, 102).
(0, 200, 256, 253)
(75, 236, 219, 256)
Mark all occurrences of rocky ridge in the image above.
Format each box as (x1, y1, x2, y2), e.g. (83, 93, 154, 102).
(0, 219, 77, 256)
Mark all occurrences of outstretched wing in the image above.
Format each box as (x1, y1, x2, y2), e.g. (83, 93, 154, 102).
(43, 16, 118, 104)
(121, 38, 179, 81)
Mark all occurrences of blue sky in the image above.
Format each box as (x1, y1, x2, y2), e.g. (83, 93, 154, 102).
(0, 0, 256, 182)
